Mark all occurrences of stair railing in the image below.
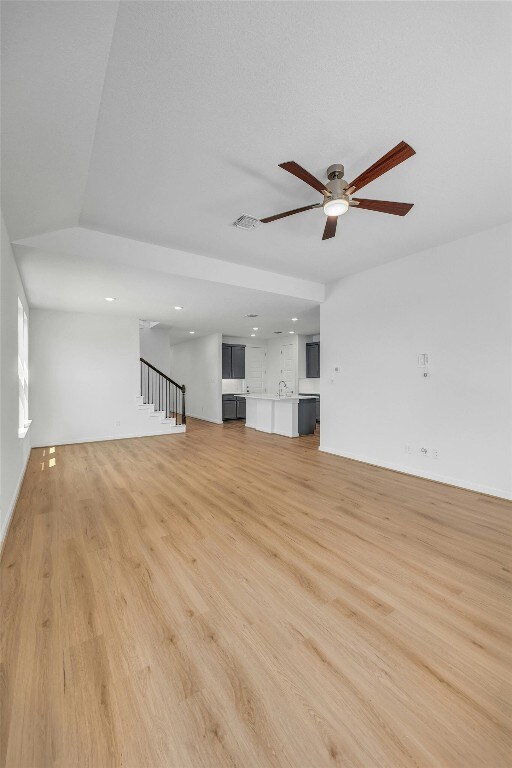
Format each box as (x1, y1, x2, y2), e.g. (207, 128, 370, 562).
(140, 358, 186, 425)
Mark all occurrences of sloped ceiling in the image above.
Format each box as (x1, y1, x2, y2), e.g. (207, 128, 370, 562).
(0, 1, 118, 239)
(2, 1, 511, 287)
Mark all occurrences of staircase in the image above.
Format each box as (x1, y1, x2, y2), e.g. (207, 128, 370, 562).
(136, 358, 186, 435)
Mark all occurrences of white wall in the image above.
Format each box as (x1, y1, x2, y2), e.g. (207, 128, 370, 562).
(320, 222, 512, 499)
(298, 378, 321, 395)
(170, 333, 222, 423)
(222, 336, 265, 346)
(29, 310, 169, 446)
(1, 213, 31, 546)
(139, 324, 171, 375)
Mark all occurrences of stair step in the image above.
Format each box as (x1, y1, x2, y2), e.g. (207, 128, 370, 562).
(134, 394, 184, 435)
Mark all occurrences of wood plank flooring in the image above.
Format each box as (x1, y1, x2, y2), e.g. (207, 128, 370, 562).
(1, 418, 511, 767)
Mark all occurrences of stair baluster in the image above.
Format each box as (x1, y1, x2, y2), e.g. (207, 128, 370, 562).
(139, 358, 186, 425)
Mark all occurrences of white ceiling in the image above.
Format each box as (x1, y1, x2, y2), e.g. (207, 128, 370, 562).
(0, 1, 118, 239)
(14, 246, 320, 342)
(2, 1, 511, 331)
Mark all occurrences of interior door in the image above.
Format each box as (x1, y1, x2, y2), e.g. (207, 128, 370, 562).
(280, 343, 296, 393)
(245, 346, 266, 393)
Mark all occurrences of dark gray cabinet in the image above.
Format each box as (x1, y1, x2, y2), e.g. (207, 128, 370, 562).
(222, 345, 232, 378)
(306, 342, 320, 378)
(231, 346, 245, 379)
(300, 392, 320, 423)
(235, 396, 246, 419)
(222, 395, 237, 420)
(222, 344, 246, 379)
(222, 394, 246, 420)
(298, 398, 316, 435)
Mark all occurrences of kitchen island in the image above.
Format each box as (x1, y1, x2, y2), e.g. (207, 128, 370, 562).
(245, 394, 316, 438)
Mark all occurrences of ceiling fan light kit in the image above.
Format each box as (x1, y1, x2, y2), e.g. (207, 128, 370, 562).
(259, 141, 416, 241)
(324, 199, 349, 216)
(323, 164, 350, 217)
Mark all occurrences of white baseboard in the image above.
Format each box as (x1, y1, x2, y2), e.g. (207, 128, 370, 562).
(187, 413, 223, 425)
(0, 447, 31, 554)
(32, 427, 186, 449)
(318, 444, 512, 501)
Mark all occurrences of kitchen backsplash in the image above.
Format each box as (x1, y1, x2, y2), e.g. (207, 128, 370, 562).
(222, 379, 246, 394)
(298, 378, 321, 394)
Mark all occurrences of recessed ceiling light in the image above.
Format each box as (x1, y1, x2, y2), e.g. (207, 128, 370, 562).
(189, 331, 195, 334)
(250, 333, 256, 337)
(105, 297, 116, 302)
(174, 306, 183, 311)
(252, 327, 258, 331)
(291, 317, 298, 322)
(289, 331, 295, 334)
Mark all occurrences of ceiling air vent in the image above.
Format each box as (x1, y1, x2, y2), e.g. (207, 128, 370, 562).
(274, 331, 283, 334)
(233, 215, 260, 230)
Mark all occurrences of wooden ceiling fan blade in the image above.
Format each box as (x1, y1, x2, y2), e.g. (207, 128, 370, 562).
(279, 161, 329, 196)
(260, 203, 321, 223)
(322, 216, 338, 240)
(351, 198, 414, 216)
(347, 141, 415, 193)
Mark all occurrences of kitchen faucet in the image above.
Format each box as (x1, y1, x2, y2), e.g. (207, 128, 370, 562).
(278, 380, 287, 397)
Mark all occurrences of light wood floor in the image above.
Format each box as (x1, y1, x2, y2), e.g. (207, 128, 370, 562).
(1, 419, 511, 767)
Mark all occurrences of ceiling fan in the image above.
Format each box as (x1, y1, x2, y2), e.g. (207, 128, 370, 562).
(260, 141, 415, 240)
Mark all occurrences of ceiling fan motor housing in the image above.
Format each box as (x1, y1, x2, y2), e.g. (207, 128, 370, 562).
(325, 164, 349, 202)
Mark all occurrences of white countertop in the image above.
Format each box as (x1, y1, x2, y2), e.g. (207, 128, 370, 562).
(245, 394, 316, 402)
(245, 394, 298, 402)
(246, 394, 299, 403)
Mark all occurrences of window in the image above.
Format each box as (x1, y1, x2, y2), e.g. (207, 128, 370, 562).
(18, 298, 30, 437)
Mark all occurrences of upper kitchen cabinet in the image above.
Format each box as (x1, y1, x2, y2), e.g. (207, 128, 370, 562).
(222, 344, 232, 378)
(306, 342, 320, 378)
(231, 345, 245, 379)
(222, 344, 246, 379)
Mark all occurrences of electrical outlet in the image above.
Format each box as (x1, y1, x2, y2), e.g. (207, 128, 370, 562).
(420, 447, 428, 456)
(432, 448, 439, 459)
(404, 444, 412, 454)
(115, 420, 121, 427)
